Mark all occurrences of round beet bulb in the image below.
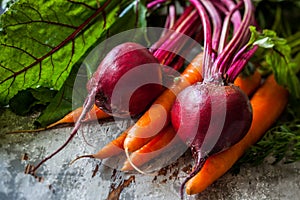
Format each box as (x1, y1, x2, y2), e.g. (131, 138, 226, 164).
(87, 42, 163, 117)
(171, 82, 252, 198)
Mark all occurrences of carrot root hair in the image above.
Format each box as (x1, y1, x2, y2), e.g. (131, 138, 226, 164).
(69, 155, 95, 165)
(80, 129, 95, 148)
(123, 147, 155, 176)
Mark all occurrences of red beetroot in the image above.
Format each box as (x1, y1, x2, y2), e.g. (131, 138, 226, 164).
(171, 82, 252, 198)
(30, 42, 164, 173)
(171, 0, 257, 198)
(171, 83, 252, 153)
(89, 42, 163, 117)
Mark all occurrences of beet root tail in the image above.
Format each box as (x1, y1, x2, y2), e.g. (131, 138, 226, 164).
(30, 89, 97, 174)
(180, 155, 208, 200)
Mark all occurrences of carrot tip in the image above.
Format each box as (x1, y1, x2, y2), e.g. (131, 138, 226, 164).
(120, 160, 132, 171)
(185, 186, 193, 195)
(123, 148, 155, 176)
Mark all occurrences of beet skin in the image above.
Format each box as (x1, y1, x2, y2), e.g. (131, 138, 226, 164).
(171, 82, 252, 154)
(88, 42, 163, 117)
(171, 82, 252, 198)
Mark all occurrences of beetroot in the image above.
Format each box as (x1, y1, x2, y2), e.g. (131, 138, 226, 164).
(30, 42, 164, 173)
(171, 82, 252, 196)
(169, 0, 257, 198)
(88, 42, 163, 117)
(171, 83, 252, 152)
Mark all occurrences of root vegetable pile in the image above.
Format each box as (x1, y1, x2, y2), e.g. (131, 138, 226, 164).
(22, 0, 292, 199)
(27, 0, 202, 174)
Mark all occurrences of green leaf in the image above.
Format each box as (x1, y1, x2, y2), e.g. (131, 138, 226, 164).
(253, 37, 275, 48)
(0, 0, 132, 106)
(35, 64, 79, 127)
(35, 0, 148, 127)
(8, 89, 36, 115)
(287, 31, 300, 58)
(249, 26, 300, 98)
(30, 87, 57, 105)
(8, 87, 56, 115)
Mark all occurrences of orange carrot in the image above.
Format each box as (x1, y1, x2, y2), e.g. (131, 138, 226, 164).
(123, 52, 204, 152)
(94, 67, 261, 163)
(234, 70, 262, 96)
(47, 104, 110, 129)
(84, 104, 111, 121)
(121, 125, 178, 171)
(6, 104, 110, 134)
(90, 130, 127, 159)
(185, 75, 289, 195)
(70, 127, 130, 164)
(119, 70, 262, 172)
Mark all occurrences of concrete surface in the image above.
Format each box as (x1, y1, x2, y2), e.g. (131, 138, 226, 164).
(0, 108, 300, 200)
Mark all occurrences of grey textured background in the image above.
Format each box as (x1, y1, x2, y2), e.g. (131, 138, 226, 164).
(1, 108, 300, 200)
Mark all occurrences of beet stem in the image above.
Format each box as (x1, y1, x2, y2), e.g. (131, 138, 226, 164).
(227, 45, 258, 82)
(180, 155, 208, 200)
(201, 0, 222, 61)
(222, 0, 242, 34)
(217, 0, 253, 75)
(163, 5, 176, 31)
(30, 89, 96, 174)
(217, 1, 243, 54)
(189, 0, 213, 81)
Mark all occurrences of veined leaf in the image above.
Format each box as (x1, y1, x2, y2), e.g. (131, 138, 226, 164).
(249, 26, 300, 98)
(8, 87, 56, 115)
(35, 0, 148, 127)
(0, 0, 133, 106)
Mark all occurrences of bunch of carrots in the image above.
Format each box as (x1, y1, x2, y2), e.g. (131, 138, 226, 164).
(71, 58, 286, 195)
(19, 52, 288, 195)
(73, 54, 288, 196)
(12, 0, 291, 198)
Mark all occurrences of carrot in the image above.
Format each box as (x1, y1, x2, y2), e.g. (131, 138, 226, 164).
(70, 126, 130, 164)
(119, 69, 262, 172)
(47, 104, 111, 128)
(121, 125, 178, 171)
(234, 70, 262, 97)
(6, 104, 110, 134)
(90, 129, 127, 159)
(185, 74, 289, 195)
(86, 105, 111, 121)
(96, 66, 261, 162)
(123, 52, 204, 152)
